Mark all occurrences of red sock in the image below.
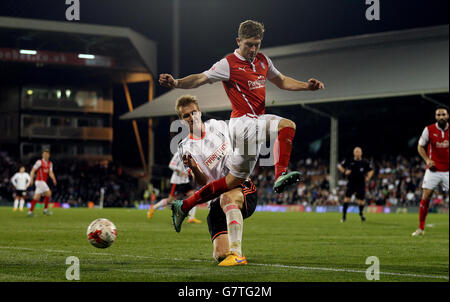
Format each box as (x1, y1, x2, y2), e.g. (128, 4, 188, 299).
(274, 127, 296, 179)
(419, 199, 430, 230)
(181, 177, 228, 213)
(30, 199, 38, 212)
(169, 184, 177, 197)
(43, 196, 50, 209)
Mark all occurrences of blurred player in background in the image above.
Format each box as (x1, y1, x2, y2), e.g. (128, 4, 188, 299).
(338, 147, 374, 223)
(148, 151, 201, 224)
(160, 20, 324, 216)
(174, 95, 258, 266)
(10, 166, 30, 212)
(412, 106, 449, 236)
(27, 149, 57, 217)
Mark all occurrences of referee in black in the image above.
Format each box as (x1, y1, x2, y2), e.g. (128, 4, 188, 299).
(338, 146, 374, 222)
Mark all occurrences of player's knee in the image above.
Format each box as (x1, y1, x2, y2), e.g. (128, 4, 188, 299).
(278, 118, 296, 131)
(220, 192, 234, 209)
(220, 190, 243, 210)
(421, 188, 433, 200)
(422, 192, 432, 201)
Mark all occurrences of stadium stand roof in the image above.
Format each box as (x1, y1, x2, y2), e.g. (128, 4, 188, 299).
(120, 25, 449, 120)
(0, 16, 157, 75)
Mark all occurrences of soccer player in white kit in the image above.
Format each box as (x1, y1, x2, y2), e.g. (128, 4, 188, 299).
(412, 106, 449, 236)
(147, 151, 200, 224)
(160, 20, 324, 223)
(173, 95, 258, 266)
(28, 149, 57, 217)
(11, 166, 31, 211)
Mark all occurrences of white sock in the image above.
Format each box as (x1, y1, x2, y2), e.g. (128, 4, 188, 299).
(153, 198, 168, 210)
(13, 199, 18, 209)
(188, 206, 197, 219)
(224, 204, 243, 257)
(19, 199, 25, 209)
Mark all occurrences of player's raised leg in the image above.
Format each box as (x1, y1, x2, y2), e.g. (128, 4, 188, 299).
(172, 174, 245, 232)
(273, 118, 302, 193)
(185, 189, 201, 224)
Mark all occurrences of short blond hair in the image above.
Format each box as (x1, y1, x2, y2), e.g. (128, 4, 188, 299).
(238, 20, 265, 40)
(175, 95, 199, 118)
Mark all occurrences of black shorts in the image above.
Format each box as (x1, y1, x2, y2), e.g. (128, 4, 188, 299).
(207, 179, 258, 241)
(14, 190, 27, 197)
(345, 182, 366, 200)
(174, 183, 193, 195)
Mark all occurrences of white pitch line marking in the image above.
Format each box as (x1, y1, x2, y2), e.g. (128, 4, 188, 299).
(0, 246, 448, 280)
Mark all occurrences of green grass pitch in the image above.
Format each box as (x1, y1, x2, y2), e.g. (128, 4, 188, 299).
(0, 207, 448, 282)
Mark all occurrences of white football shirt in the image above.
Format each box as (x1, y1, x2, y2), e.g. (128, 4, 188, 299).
(169, 151, 190, 184)
(11, 172, 31, 190)
(178, 119, 233, 182)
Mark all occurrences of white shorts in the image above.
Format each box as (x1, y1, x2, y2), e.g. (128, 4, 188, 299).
(34, 180, 50, 195)
(422, 169, 449, 191)
(228, 114, 282, 179)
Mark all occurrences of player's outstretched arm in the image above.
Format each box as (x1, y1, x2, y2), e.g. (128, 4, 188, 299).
(159, 73, 209, 89)
(269, 73, 324, 91)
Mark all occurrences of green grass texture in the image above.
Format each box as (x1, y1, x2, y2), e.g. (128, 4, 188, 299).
(0, 207, 448, 282)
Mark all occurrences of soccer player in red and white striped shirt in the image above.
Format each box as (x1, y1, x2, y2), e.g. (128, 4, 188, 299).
(412, 106, 449, 236)
(160, 20, 324, 223)
(27, 149, 57, 217)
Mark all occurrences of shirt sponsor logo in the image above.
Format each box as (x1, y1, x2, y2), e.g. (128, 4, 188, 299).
(248, 75, 266, 90)
(204, 142, 228, 170)
(436, 140, 449, 148)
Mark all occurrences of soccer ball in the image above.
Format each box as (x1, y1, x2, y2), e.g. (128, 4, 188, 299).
(87, 218, 117, 248)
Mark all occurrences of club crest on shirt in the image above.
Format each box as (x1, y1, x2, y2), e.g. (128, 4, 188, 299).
(260, 62, 266, 70)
